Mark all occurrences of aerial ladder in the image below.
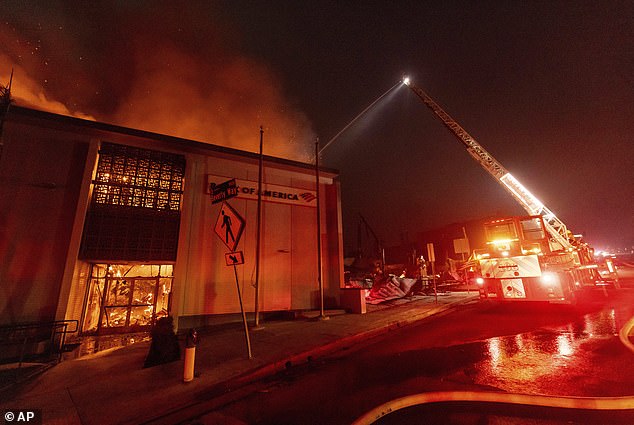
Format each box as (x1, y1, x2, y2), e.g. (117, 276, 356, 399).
(402, 77, 617, 301)
(402, 77, 583, 256)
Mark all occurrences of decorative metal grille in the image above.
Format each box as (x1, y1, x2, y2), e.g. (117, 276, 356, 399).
(79, 143, 185, 261)
(92, 143, 185, 211)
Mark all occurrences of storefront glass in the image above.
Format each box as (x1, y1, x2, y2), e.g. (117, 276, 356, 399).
(82, 264, 173, 334)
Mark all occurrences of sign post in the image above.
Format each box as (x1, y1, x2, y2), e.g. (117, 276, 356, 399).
(226, 251, 252, 359)
(214, 203, 251, 359)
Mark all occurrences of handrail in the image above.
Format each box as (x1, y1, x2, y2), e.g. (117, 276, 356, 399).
(0, 320, 79, 367)
(0, 319, 79, 333)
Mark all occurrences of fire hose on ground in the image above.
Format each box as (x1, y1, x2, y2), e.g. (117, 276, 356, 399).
(352, 315, 634, 424)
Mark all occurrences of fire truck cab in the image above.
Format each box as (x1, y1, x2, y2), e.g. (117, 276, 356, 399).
(475, 215, 593, 303)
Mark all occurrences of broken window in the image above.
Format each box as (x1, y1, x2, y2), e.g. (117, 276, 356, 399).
(82, 264, 173, 335)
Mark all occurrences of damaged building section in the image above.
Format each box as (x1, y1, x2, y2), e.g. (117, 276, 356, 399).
(0, 105, 344, 359)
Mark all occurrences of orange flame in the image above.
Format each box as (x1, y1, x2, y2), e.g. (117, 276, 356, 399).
(0, 16, 315, 162)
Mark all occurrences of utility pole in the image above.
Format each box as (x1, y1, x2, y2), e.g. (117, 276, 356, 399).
(315, 140, 328, 320)
(254, 126, 264, 328)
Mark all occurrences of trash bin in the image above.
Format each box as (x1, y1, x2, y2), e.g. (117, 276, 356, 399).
(143, 316, 180, 368)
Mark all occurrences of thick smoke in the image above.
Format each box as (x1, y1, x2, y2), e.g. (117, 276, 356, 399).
(0, 4, 315, 161)
(112, 40, 314, 160)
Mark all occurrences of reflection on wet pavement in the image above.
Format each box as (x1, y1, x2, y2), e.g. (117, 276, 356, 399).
(472, 306, 634, 396)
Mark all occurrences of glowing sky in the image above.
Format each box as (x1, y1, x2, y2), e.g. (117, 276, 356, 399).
(1, 1, 632, 251)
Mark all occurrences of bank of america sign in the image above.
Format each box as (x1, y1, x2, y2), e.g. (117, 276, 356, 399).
(206, 175, 317, 207)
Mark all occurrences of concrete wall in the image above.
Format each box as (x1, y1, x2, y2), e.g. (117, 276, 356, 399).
(172, 154, 342, 324)
(0, 121, 88, 324)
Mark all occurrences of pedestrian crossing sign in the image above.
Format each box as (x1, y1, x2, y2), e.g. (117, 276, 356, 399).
(214, 202, 245, 251)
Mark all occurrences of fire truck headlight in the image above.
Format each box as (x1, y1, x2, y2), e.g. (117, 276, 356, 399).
(475, 277, 485, 285)
(541, 272, 558, 286)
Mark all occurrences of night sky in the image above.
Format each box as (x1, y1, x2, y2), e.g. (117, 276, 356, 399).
(1, 1, 632, 252)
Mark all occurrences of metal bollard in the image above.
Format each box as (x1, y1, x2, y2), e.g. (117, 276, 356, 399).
(183, 328, 199, 383)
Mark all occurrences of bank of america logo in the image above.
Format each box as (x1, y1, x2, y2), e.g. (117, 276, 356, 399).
(300, 192, 316, 202)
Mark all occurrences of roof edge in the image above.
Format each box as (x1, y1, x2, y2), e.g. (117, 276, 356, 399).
(5, 104, 339, 175)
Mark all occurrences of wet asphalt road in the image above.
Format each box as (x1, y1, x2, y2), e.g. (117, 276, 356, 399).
(189, 278, 634, 424)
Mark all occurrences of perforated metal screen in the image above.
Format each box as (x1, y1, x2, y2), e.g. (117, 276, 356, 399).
(79, 143, 185, 261)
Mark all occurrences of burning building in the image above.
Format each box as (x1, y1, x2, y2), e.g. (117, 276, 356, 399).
(0, 104, 344, 355)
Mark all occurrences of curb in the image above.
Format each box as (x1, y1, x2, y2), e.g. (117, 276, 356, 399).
(219, 295, 477, 382)
(251, 295, 476, 375)
(143, 295, 476, 424)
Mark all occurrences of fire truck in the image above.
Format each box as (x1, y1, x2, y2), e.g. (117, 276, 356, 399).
(474, 215, 612, 302)
(403, 77, 617, 303)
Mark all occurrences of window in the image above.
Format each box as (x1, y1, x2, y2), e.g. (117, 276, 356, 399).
(520, 217, 546, 241)
(79, 143, 185, 261)
(485, 222, 518, 242)
(91, 143, 184, 211)
(82, 264, 173, 334)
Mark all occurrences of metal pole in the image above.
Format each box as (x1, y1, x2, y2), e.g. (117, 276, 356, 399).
(381, 248, 386, 276)
(234, 264, 252, 359)
(432, 261, 437, 303)
(315, 140, 328, 320)
(462, 226, 470, 293)
(254, 127, 263, 328)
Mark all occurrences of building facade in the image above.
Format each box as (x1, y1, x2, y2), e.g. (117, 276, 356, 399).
(0, 106, 344, 339)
